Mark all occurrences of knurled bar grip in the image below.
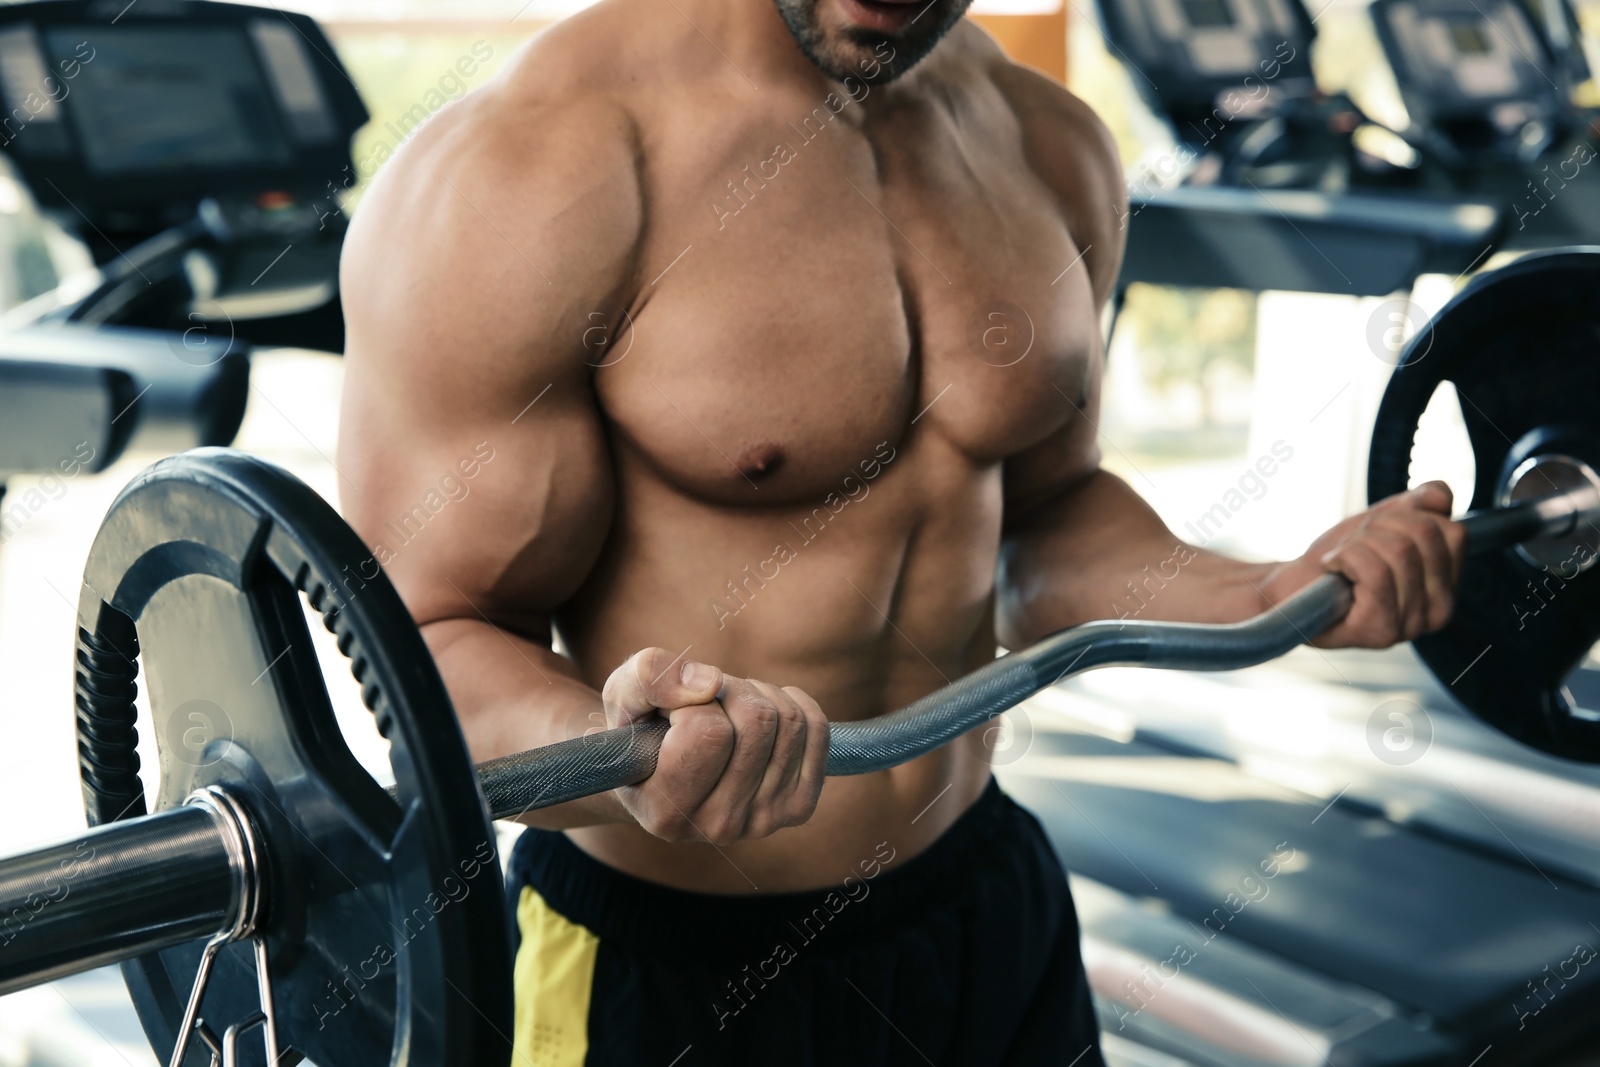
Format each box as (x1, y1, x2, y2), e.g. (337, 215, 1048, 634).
(476, 720, 672, 820)
(478, 491, 1595, 820)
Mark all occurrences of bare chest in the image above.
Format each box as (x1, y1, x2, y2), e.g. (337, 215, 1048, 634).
(592, 81, 1100, 504)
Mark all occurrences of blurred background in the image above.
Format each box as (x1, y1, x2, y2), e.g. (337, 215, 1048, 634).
(0, 0, 1596, 1063)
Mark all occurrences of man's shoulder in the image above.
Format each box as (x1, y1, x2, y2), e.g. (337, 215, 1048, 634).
(943, 20, 1127, 299)
(372, 0, 671, 195)
(495, 0, 660, 109)
(447, 6, 650, 165)
(918, 22, 1121, 196)
(340, 6, 656, 336)
(955, 25, 1118, 173)
(352, 7, 653, 244)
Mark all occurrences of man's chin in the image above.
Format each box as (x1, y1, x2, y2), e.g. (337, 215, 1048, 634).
(795, 29, 900, 84)
(774, 0, 966, 85)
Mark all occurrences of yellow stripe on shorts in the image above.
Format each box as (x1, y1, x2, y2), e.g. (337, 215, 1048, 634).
(513, 885, 600, 1067)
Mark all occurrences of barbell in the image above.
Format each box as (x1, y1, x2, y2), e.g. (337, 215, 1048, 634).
(0, 249, 1594, 1067)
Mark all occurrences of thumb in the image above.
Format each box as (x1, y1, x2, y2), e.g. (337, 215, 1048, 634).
(602, 648, 724, 726)
(1375, 480, 1453, 516)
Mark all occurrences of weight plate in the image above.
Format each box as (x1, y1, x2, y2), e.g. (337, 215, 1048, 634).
(1368, 247, 1600, 761)
(73, 449, 511, 1065)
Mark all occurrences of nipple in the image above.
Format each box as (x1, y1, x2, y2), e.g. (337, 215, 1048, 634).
(737, 442, 785, 480)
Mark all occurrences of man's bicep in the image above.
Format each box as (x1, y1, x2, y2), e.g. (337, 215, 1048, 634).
(1002, 283, 1107, 525)
(337, 93, 638, 634)
(1002, 406, 1103, 531)
(339, 323, 618, 638)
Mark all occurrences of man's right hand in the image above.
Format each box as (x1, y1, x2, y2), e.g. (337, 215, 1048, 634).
(601, 648, 831, 845)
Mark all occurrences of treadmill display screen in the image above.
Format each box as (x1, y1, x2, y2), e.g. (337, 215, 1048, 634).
(1449, 21, 1491, 54)
(1181, 0, 1236, 27)
(42, 26, 292, 174)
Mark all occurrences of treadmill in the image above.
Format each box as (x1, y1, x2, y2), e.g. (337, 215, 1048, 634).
(1095, 0, 1326, 188)
(0, 0, 368, 347)
(0, 0, 369, 499)
(1097, 0, 1509, 296)
(1370, 0, 1600, 246)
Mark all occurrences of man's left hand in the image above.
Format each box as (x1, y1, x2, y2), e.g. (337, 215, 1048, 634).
(1260, 481, 1466, 648)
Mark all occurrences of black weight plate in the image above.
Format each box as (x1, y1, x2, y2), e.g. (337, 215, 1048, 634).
(73, 449, 511, 1066)
(1368, 248, 1600, 761)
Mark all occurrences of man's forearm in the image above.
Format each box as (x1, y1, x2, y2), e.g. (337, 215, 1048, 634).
(421, 617, 632, 830)
(997, 470, 1276, 648)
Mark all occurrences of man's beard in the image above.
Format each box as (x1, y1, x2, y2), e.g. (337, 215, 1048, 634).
(771, 0, 974, 84)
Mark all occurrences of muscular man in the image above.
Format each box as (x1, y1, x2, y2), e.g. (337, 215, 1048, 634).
(337, 0, 1464, 1060)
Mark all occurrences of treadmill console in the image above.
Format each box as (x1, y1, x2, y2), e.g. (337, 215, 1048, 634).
(1095, 0, 1318, 135)
(1370, 0, 1568, 157)
(0, 1, 370, 351)
(0, 0, 366, 238)
(1517, 0, 1593, 89)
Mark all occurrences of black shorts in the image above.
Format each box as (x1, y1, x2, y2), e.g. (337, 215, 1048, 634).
(503, 777, 1106, 1066)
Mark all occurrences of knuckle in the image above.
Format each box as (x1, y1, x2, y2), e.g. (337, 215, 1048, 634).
(782, 685, 821, 712)
(704, 815, 743, 846)
(1340, 539, 1371, 564)
(1363, 531, 1398, 558)
(1369, 560, 1399, 595)
(645, 809, 693, 841)
(736, 696, 781, 731)
(792, 787, 822, 821)
(690, 712, 736, 749)
(1381, 524, 1415, 548)
(1393, 513, 1429, 540)
(774, 698, 806, 731)
(781, 799, 818, 831)
(632, 646, 670, 679)
(805, 703, 831, 735)
(606, 648, 664, 699)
